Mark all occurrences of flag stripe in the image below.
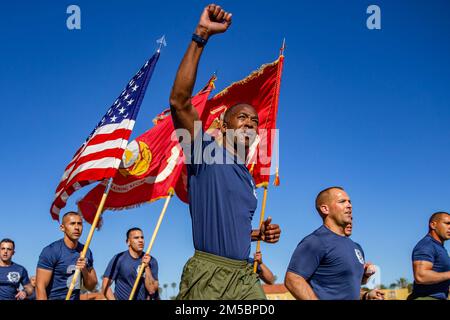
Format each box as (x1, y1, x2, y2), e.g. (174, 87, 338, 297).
(82, 138, 128, 158)
(56, 148, 127, 193)
(92, 120, 135, 136)
(62, 127, 133, 173)
(66, 157, 121, 185)
(50, 52, 159, 221)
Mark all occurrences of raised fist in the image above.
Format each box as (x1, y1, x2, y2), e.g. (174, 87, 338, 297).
(197, 4, 232, 38)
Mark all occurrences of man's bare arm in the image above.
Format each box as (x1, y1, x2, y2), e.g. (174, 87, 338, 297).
(76, 257, 98, 291)
(81, 267, 97, 291)
(284, 271, 318, 300)
(169, 4, 232, 139)
(144, 267, 159, 294)
(259, 263, 275, 285)
(413, 260, 450, 285)
(35, 268, 52, 300)
(254, 252, 275, 284)
(101, 277, 116, 300)
(23, 283, 34, 297)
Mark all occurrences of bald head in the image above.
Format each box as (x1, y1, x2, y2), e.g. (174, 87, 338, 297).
(315, 187, 345, 217)
(223, 103, 257, 124)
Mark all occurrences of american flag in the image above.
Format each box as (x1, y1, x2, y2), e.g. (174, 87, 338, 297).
(50, 51, 160, 221)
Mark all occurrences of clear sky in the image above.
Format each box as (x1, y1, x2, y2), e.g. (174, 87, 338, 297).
(1, 0, 449, 298)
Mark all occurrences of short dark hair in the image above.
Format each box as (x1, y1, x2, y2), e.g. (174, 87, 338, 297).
(315, 186, 345, 216)
(126, 227, 142, 241)
(429, 211, 449, 225)
(0, 238, 15, 250)
(61, 211, 82, 224)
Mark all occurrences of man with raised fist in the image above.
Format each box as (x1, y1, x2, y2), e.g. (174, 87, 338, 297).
(169, 4, 281, 300)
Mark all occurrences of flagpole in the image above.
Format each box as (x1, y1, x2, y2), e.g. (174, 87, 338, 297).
(280, 38, 286, 56)
(65, 178, 113, 300)
(252, 41, 285, 273)
(253, 186, 269, 273)
(128, 190, 174, 300)
(156, 35, 167, 53)
(62, 37, 168, 300)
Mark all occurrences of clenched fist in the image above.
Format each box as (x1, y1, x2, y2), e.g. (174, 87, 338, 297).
(260, 217, 281, 243)
(196, 4, 232, 39)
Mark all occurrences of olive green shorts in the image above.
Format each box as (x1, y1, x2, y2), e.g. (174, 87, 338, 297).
(176, 250, 266, 300)
(408, 295, 441, 300)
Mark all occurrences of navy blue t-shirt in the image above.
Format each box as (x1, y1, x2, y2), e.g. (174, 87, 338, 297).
(103, 251, 158, 300)
(287, 225, 365, 300)
(411, 235, 450, 300)
(186, 134, 258, 261)
(0, 263, 30, 300)
(37, 239, 94, 300)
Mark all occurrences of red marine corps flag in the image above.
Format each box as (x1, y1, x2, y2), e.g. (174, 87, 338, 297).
(77, 77, 215, 223)
(206, 56, 283, 186)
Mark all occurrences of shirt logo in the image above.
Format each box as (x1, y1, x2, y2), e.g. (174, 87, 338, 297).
(355, 249, 365, 264)
(66, 265, 80, 289)
(136, 266, 146, 278)
(7, 272, 20, 283)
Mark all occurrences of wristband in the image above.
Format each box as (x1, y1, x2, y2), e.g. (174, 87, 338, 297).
(192, 33, 208, 46)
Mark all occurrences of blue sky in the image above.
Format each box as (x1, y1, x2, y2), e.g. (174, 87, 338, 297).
(1, 0, 449, 297)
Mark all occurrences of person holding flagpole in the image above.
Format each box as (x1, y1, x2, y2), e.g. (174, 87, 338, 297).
(169, 4, 281, 300)
(248, 252, 275, 285)
(102, 227, 159, 300)
(35, 212, 98, 300)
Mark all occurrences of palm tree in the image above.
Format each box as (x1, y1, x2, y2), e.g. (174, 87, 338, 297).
(163, 283, 168, 299)
(171, 282, 177, 297)
(396, 278, 409, 289)
(407, 283, 413, 293)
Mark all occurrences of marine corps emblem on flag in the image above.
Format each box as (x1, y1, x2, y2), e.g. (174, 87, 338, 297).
(119, 140, 153, 178)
